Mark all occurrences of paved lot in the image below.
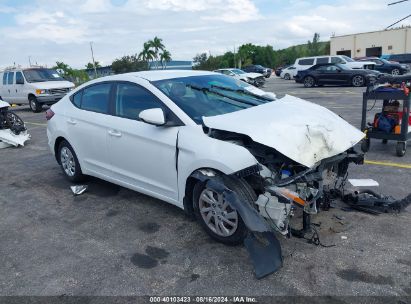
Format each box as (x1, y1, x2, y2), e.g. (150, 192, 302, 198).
(0, 77, 410, 297)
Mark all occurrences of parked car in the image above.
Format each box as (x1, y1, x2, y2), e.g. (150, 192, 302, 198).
(356, 57, 409, 75)
(214, 68, 265, 87)
(242, 65, 272, 78)
(0, 67, 75, 112)
(381, 53, 411, 65)
(293, 55, 376, 73)
(280, 66, 297, 80)
(294, 63, 381, 87)
(47, 70, 364, 264)
(274, 65, 289, 77)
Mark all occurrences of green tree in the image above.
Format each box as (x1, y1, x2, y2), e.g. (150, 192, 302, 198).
(307, 33, 321, 56)
(138, 42, 155, 69)
(159, 50, 172, 69)
(85, 61, 101, 69)
(148, 36, 165, 69)
(111, 55, 147, 74)
(52, 61, 89, 85)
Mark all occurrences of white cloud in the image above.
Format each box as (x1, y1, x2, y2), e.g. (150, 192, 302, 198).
(0, 0, 409, 69)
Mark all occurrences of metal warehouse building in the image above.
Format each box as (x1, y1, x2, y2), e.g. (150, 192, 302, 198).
(330, 26, 411, 58)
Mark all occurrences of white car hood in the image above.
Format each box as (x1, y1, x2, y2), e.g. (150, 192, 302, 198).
(0, 100, 10, 108)
(203, 95, 364, 168)
(243, 72, 262, 79)
(30, 80, 74, 89)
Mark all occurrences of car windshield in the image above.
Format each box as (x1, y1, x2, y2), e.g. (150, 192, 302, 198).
(380, 59, 391, 64)
(23, 69, 64, 83)
(341, 55, 354, 62)
(231, 69, 246, 75)
(152, 75, 271, 124)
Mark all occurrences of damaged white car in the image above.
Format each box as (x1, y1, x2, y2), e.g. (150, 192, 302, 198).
(0, 99, 30, 148)
(47, 71, 365, 278)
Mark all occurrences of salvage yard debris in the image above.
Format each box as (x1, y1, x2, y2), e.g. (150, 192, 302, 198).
(70, 185, 88, 196)
(0, 100, 30, 148)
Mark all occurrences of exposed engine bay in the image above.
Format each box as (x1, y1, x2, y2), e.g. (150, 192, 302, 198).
(0, 100, 30, 148)
(208, 128, 364, 236)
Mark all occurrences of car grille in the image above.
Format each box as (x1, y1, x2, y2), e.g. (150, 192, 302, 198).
(49, 88, 70, 95)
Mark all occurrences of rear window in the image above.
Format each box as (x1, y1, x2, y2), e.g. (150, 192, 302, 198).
(72, 83, 111, 114)
(298, 59, 315, 65)
(316, 57, 329, 64)
(2, 73, 7, 85)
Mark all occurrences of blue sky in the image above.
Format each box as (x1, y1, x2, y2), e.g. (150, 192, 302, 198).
(0, 0, 409, 68)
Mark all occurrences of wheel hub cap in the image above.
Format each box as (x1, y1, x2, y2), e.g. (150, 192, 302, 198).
(199, 188, 238, 237)
(60, 147, 75, 177)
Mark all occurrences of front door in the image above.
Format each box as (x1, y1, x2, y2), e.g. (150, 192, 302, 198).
(106, 82, 179, 202)
(14, 71, 26, 104)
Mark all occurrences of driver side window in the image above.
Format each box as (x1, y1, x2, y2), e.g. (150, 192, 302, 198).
(114, 83, 163, 120)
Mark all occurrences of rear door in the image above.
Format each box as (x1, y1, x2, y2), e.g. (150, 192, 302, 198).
(65, 82, 113, 176)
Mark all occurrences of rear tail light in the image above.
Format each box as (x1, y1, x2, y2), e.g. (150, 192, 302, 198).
(46, 109, 55, 120)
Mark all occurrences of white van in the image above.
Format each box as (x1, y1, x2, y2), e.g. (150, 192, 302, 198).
(293, 55, 375, 72)
(0, 67, 75, 112)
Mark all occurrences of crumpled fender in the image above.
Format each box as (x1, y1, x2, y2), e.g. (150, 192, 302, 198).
(177, 126, 258, 204)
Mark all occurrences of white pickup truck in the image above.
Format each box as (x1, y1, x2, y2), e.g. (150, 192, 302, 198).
(0, 67, 74, 112)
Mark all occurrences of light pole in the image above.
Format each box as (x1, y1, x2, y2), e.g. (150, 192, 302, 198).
(90, 42, 98, 78)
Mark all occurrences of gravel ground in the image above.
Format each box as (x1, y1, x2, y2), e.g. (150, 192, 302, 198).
(0, 77, 410, 299)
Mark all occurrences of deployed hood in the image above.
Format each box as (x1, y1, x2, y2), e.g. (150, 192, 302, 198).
(203, 95, 364, 168)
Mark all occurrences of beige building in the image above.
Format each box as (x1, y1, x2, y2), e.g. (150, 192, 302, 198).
(330, 26, 411, 58)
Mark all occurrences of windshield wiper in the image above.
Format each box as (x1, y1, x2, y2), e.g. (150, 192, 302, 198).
(210, 84, 271, 101)
(187, 84, 258, 106)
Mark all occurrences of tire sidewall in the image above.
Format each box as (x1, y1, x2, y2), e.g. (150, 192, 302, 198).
(304, 76, 315, 87)
(29, 96, 42, 113)
(58, 140, 84, 182)
(352, 75, 364, 87)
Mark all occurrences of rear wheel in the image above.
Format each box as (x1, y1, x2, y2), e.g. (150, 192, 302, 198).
(391, 68, 400, 76)
(29, 96, 42, 113)
(193, 175, 256, 245)
(303, 76, 315, 88)
(58, 140, 85, 182)
(396, 141, 406, 157)
(352, 75, 365, 87)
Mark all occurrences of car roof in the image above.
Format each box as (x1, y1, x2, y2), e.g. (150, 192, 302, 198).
(110, 70, 216, 82)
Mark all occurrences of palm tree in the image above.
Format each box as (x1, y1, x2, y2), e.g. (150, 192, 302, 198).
(138, 42, 155, 69)
(148, 36, 165, 69)
(159, 50, 172, 69)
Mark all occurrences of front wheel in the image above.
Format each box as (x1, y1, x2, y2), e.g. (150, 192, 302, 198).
(193, 176, 256, 245)
(284, 73, 290, 80)
(29, 96, 42, 113)
(303, 76, 315, 88)
(352, 75, 365, 87)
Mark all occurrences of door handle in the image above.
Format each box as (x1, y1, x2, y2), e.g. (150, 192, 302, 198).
(108, 130, 122, 137)
(67, 118, 77, 125)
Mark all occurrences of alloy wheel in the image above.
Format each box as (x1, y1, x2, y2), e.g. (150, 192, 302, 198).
(60, 147, 76, 177)
(391, 69, 400, 75)
(198, 188, 238, 237)
(352, 76, 364, 87)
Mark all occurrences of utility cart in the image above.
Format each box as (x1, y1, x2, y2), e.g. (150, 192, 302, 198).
(361, 88, 410, 156)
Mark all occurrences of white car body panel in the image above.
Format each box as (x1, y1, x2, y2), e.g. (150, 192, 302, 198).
(203, 94, 364, 168)
(280, 67, 297, 79)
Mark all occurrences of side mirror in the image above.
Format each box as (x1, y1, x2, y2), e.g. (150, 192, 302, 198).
(139, 108, 166, 126)
(16, 78, 24, 85)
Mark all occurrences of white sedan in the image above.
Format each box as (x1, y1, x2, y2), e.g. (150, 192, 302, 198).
(46, 70, 364, 276)
(280, 66, 297, 80)
(214, 68, 265, 87)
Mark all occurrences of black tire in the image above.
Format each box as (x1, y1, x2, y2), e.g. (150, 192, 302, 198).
(352, 75, 365, 87)
(57, 140, 85, 182)
(361, 138, 370, 153)
(391, 68, 400, 76)
(382, 139, 388, 144)
(29, 96, 42, 113)
(193, 175, 256, 245)
(284, 74, 290, 80)
(396, 142, 406, 157)
(303, 76, 315, 88)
